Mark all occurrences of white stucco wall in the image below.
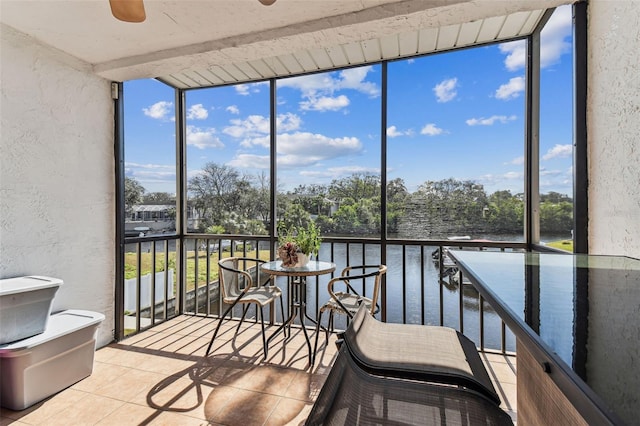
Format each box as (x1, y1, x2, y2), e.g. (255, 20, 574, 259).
(587, 0, 640, 258)
(0, 25, 115, 347)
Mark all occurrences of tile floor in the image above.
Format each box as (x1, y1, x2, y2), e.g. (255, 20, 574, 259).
(0, 315, 516, 425)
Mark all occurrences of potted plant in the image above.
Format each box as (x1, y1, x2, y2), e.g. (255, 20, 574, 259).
(277, 221, 321, 267)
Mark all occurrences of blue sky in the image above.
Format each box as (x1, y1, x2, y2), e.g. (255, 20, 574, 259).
(124, 6, 573, 197)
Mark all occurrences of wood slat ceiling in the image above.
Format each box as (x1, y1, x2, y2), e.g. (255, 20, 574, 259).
(160, 9, 546, 90)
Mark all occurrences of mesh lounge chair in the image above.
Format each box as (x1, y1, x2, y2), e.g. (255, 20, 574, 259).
(205, 257, 284, 359)
(312, 265, 387, 364)
(339, 304, 501, 404)
(306, 344, 513, 426)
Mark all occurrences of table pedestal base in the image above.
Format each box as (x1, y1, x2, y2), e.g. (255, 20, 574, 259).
(266, 277, 324, 365)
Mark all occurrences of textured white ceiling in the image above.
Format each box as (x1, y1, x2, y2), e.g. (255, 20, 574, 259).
(0, 0, 575, 88)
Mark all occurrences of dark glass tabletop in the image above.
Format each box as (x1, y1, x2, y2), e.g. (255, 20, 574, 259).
(448, 250, 640, 426)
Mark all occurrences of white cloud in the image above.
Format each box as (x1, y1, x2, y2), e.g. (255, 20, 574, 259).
(228, 154, 270, 170)
(542, 144, 572, 160)
(224, 115, 270, 138)
(186, 125, 224, 149)
(278, 66, 380, 97)
(433, 78, 458, 103)
(299, 165, 380, 179)
(233, 81, 268, 96)
(387, 126, 403, 138)
(499, 41, 527, 72)
(499, 5, 572, 71)
(278, 73, 330, 97)
(227, 131, 365, 175)
(539, 5, 573, 68)
(187, 104, 208, 120)
(338, 67, 380, 97)
(478, 172, 525, 193)
(540, 164, 573, 192)
(277, 132, 362, 168)
(223, 113, 302, 147)
(277, 112, 302, 132)
(235, 84, 250, 96)
(240, 135, 270, 148)
(466, 115, 517, 126)
(226, 105, 240, 114)
(124, 162, 176, 188)
(300, 95, 350, 111)
(506, 156, 525, 166)
(125, 162, 174, 173)
(503, 171, 521, 180)
(540, 168, 563, 176)
(279, 66, 380, 111)
(420, 123, 445, 136)
(387, 126, 415, 138)
(143, 101, 173, 120)
(495, 76, 525, 100)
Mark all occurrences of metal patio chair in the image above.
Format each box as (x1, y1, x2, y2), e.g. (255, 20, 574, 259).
(306, 342, 513, 426)
(205, 257, 284, 359)
(339, 304, 501, 404)
(312, 264, 387, 364)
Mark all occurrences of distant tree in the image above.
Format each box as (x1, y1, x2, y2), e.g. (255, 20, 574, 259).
(315, 214, 335, 233)
(279, 203, 312, 232)
(217, 212, 267, 235)
(124, 177, 145, 214)
(292, 184, 330, 216)
(332, 203, 360, 234)
(415, 178, 488, 225)
(188, 162, 252, 229)
(387, 178, 409, 203)
(540, 200, 573, 233)
(143, 192, 175, 204)
(540, 191, 572, 203)
(485, 190, 523, 233)
(328, 173, 380, 201)
(252, 170, 271, 222)
(330, 197, 380, 235)
(387, 178, 409, 234)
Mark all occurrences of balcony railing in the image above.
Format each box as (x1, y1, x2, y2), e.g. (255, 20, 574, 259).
(121, 234, 526, 354)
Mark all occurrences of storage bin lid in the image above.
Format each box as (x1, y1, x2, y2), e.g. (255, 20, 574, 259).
(0, 310, 104, 352)
(0, 276, 63, 296)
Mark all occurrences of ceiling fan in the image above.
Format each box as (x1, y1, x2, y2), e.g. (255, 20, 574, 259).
(109, 0, 276, 23)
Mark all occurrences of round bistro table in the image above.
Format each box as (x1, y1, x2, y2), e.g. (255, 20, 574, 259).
(261, 260, 336, 364)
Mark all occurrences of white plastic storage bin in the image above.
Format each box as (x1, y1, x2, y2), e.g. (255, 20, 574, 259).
(0, 276, 63, 344)
(0, 309, 105, 410)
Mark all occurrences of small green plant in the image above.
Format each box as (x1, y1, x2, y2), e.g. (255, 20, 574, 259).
(278, 221, 322, 257)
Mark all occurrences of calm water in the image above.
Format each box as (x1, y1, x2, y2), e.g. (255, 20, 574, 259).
(274, 242, 521, 351)
(132, 233, 571, 352)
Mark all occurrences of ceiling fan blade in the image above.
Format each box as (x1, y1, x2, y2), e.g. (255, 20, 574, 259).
(109, 0, 146, 23)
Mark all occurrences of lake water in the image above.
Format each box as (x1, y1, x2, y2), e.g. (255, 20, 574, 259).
(132, 233, 571, 352)
(270, 242, 518, 352)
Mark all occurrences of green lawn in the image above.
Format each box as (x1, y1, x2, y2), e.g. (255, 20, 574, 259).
(546, 239, 573, 252)
(124, 250, 272, 291)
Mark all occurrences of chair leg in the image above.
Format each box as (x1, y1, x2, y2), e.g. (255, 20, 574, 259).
(312, 310, 325, 366)
(259, 305, 268, 360)
(205, 302, 236, 356)
(236, 304, 249, 333)
(327, 311, 334, 344)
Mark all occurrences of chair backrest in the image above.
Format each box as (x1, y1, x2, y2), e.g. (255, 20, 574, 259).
(336, 264, 387, 315)
(341, 304, 501, 404)
(218, 257, 269, 301)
